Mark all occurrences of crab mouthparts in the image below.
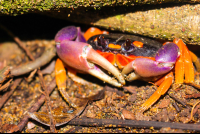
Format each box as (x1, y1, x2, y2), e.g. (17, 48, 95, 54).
(158, 62, 175, 68)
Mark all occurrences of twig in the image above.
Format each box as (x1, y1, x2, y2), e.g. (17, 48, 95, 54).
(67, 117, 200, 131)
(0, 23, 57, 132)
(185, 93, 200, 99)
(17, 78, 56, 132)
(37, 70, 56, 132)
(187, 83, 200, 90)
(0, 79, 13, 91)
(10, 48, 56, 76)
(184, 100, 200, 123)
(64, 126, 82, 133)
(0, 78, 22, 109)
(172, 102, 181, 113)
(168, 93, 189, 109)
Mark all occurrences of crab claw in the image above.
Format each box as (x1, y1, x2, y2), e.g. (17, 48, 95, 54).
(55, 26, 125, 87)
(122, 43, 180, 81)
(55, 26, 86, 43)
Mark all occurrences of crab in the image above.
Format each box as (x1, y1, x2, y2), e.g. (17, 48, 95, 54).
(55, 26, 200, 112)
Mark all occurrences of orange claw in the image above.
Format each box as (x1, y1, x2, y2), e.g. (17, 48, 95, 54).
(174, 39, 194, 84)
(141, 72, 173, 112)
(55, 58, 67, 90)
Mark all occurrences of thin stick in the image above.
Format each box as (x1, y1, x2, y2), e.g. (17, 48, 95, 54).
(37, 70, 56, 132)
(172, 102, 181, 113)
(10, 48, 56, 76)
(17, 78, 56, 132)
(0, 78, 22, 109)
(187, 83, 200, 90)
(184, 100, 200, 123)
(64, 126, 82, 133)
(185, 93, 200, 99)
(168, 93, 189, 108)
(67, 117, 200, 132)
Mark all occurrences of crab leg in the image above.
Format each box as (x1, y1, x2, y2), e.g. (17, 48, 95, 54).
(122, 43, 180, 112)
(174, 39, 194, 84)
(189, 51, 200, 72)
(55, 58, 87, 108)
(55, 58, 67, 90)
(55, 58, 74, 107)
(140, 72, 173, 112)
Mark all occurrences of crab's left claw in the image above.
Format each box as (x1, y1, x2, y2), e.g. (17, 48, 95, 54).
(55, 26, 125, 87)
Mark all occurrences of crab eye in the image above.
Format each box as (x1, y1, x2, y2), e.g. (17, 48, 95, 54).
(97, 35, 107, 49)
(123, 39, 131, 51)
(121, 39, 135, 54)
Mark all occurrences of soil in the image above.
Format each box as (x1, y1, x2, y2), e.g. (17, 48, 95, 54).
(0, 14, 200, 133)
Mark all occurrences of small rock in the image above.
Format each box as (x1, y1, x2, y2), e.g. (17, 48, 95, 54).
(135, 112, 151, 121)
(160, 109, 169, 122)
(179, 116, 191, 123)
(179, 108, 190, 117)
(86, 109, 96, 118)
(117, 103, 126, 108)
(27, 121, 36, 129)
(158, 99, 170, 108)
(168, 111, 176, 121)
(128, 94, 137, 103)
(153, 109, 169, 122)
(123, 86, 137, 94)
(160, 127, 185, 133)
(122, 109, 135, 120)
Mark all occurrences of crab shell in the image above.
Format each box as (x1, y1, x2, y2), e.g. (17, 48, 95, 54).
(55, 26, 180, 87)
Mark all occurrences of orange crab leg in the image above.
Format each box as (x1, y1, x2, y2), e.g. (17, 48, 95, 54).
(183, 43, 194, 83)
(55, 58, 67, 90)
(189, 51, 200, 72)
(174, 39, 184, 84)
(174, 39, 194, 84)
(55, 59, 82, 108)
(140, 72, 173, 112)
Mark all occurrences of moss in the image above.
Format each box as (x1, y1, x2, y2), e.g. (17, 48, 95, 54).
(0, 0, 199, 16)
(1, 1, 200, 45)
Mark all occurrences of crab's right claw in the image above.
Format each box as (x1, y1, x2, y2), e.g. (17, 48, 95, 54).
(55, 26, 125, 87)
(121, 43, 180, 112)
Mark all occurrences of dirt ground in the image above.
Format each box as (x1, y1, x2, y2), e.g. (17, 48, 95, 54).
(0, 14, 200, 133)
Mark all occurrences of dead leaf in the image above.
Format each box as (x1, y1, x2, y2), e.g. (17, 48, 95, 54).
(0, 124, 19, 133)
